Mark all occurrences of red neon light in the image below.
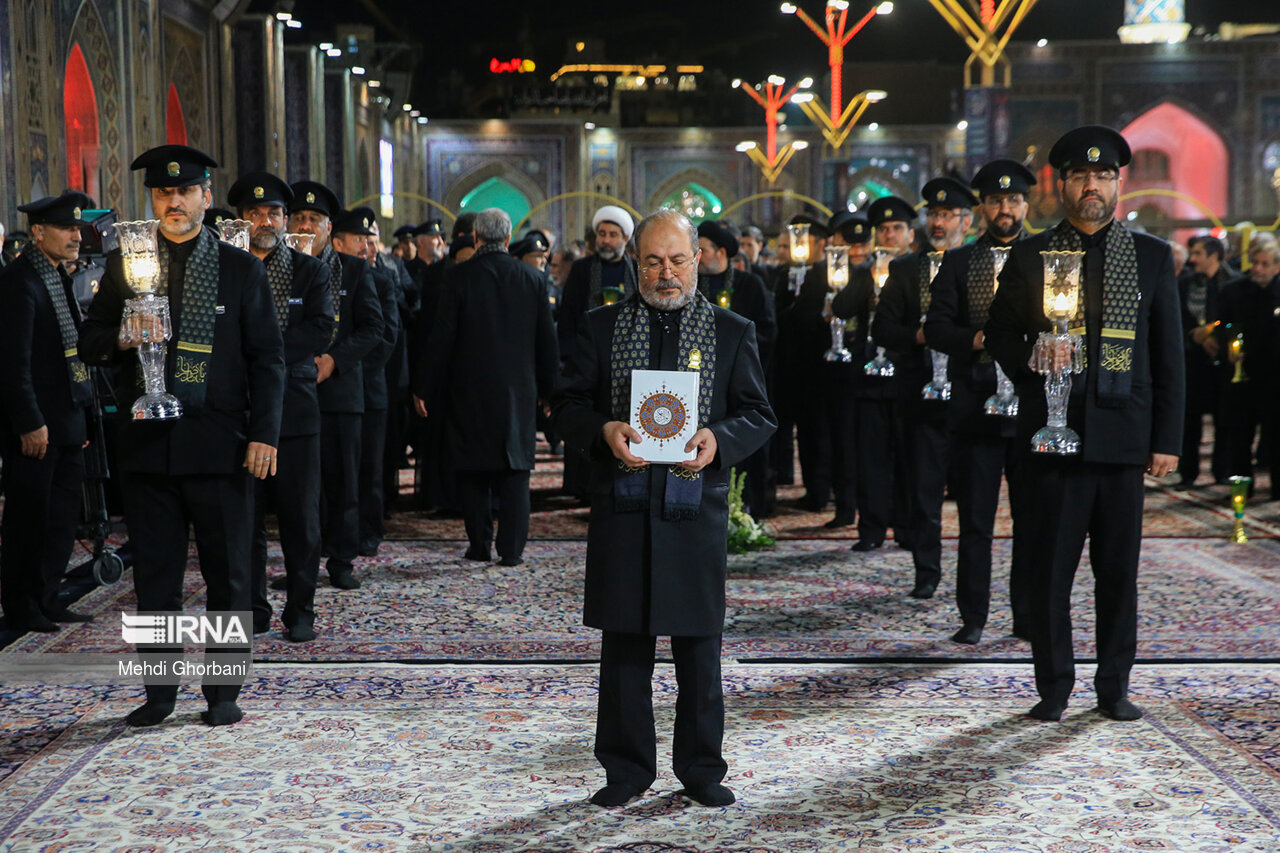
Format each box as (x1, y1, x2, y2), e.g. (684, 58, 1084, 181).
(490, 57, 523, 73)
(981, 0, 995, 26)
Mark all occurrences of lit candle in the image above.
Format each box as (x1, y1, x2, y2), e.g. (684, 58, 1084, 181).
(1050, 290, 1074, 316)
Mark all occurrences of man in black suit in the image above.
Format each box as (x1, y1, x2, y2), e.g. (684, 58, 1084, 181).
(1179, 235, 1233, 486)
(351, 209, 401, 556)
(925, 159, 1037, 643)
(291, 192, 384, 591)
(833, 196, 918, 551)
(1213, 235, 1280, 498)
(697, 220, 777, 516)
(552, 208, 775, 808)
(230, 172, 334, 643)
(79, 145, 285, 727)
(0, 191, 95, 632)
(414, 208, 559, 565)
(985, 126, 1184, 722)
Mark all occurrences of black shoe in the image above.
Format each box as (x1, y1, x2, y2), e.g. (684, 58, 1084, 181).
(252, 616, 272, 635)
(498, 556, 523, 567)
(909, 581, 936, 599)
(681, 783, 736, 807)
(329, 570, 361, 590)
(851, 539, 882, 553)
(268, 576, 288, 591)
(126, 701, 175, 727)
(1097, 698, 1143, 721)
(1028, 700, 1066, 721)
(46, 607, 94, 623)
(284, 624, 317, 643)
(590, 783, 644, 807)
(823, 513, 854, 529)
(15, 615, 60, 633)
(950, 623, 983, 645)
(202, 701, 244, 726)
(463, 547, 492, 562)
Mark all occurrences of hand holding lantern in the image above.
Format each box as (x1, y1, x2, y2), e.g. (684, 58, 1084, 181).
(823, 244, 852, 362)
(1030, 250, 1085, 454)
(983, 246, 1018, 417)
(921, 251, 950, 401)
(115, 219, 182, 420)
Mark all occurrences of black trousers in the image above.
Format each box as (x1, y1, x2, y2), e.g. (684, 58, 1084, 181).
(0, 442, 84, 626)
(854, 398, 896, 543)
(901, 414, 949, 585)
(120, 470, 253, 705)
(457, 468, 531, 561)
(320, 412, 362, 574)
(1027, 458, 1143, 706)
(1218, 385, 1278, 494)
(1182, 360, 1224, 484)
(771, 415, 796, 486)
(595, 631, 726, 790)
(794, 390, 832, 508)
(359, 407, 388, 547)
(951, 432, 1012, 627)
(251, 433, 321, 631)
(384, 389, 411, 508)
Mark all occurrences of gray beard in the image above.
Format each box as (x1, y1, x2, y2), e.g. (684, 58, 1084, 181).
(596, 245, 623, 262)
(253, 229, 284, 252)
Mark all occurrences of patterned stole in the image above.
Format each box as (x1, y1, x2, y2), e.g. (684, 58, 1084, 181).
(23, 245, 92, 406)
(158, 227, 220, 408)
(319, 244, 343, 343)
(700, 263, 734, 309)
(965, 230, 1019, 331)
(917, 252, 933, 316)
(588, 255, 638, 307)
(263, 241, 294, 331)
(1047, 219, 1141, 405)
(608, 291, 717, 521)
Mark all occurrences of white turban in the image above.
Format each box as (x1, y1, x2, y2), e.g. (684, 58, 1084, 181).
(592, 205, 634, 239)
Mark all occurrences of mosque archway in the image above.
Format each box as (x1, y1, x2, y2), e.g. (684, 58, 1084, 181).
(645, 169, 732, 224)
(445, 161, 547, 230)
(458, 177, 532, 228)
(1119, 101, 1227, 221)
(66, 1, 123, 209)
(64, 43, 100, 202)
(166, 84, 188, 145)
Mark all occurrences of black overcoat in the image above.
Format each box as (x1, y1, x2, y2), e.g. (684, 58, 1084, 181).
(0, 252, 90, 446)
(417, 247, 559, 471)
(276, 247, 334, 437)
(550, 297, 776, 636)
(319, 253, 384, 414)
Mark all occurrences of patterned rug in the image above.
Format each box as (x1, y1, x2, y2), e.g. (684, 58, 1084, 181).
(7, 537, 1279, 663)
(2, 663, 1279, 852)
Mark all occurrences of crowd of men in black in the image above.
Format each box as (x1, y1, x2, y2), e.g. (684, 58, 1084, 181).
(0, 125, 1275, 732)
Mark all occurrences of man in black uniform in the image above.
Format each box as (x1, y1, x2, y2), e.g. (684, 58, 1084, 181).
(874, 179, 975, 598)
(789, 211, 869, 527)
(288, 183, 384, 590)
(79, 145, 285, 727)
(551, 208, 775, 808)
(1179, 235, 1233, 487)
(771, 213, 830, 505)
(925, 160, 1036, 642)
(696, 220, 777, 516)
(1213, 235, 1280, 498)
(0, 192, 95, 632)
(985, 126, 1183, 722)
(350, 207, 401, 556)
(415, 208, 558, 565)
(832, 196, 917, 551)
(230, 172, 334, 643)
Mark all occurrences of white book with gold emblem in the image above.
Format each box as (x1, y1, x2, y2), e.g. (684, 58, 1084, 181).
(629, 369, 698, 463)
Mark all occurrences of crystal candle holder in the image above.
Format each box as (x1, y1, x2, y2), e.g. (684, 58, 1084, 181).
(864, 249, 896, 377)
(114, 219, 182, 420)
(284, 232, 315, 255)
(217, 219, 253, 252)
(824, 245, 851, 362)
(983, 246, 1018, 417)
(921, 251, 950, 400)
(1030, 250, 1085, 454)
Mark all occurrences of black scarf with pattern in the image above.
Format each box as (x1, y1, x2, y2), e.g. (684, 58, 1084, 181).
(965, 229, 1023, 331)
(609, 290, 717, 520)
(263, 240, 294, 331)
(318, 244, 343, 342)
(23, 245, 92, 406)
(589, 254, 638, 307)
(1047, 219, 1141, 406)
(158, 227, 220, 408)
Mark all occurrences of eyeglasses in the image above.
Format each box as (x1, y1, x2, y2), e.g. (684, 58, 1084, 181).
(642, 256, 697, 276)
(925, 209, 967, 222)
(1064, 170, 1119, 185)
